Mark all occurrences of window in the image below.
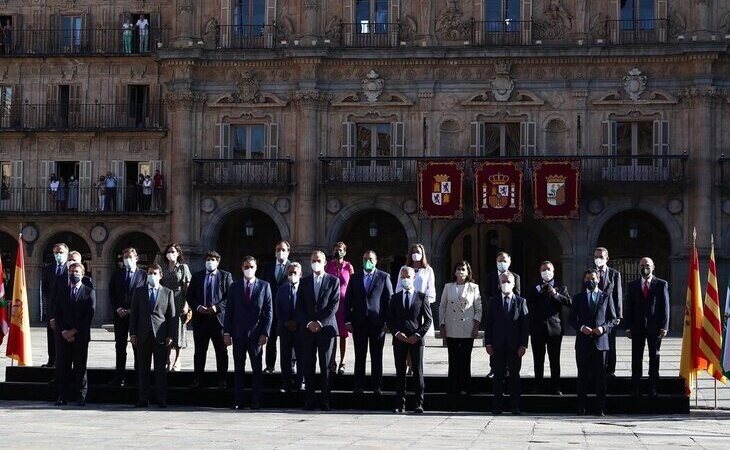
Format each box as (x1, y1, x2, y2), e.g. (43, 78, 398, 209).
(620, 0, 655, 30)
(356, 123, 391, 166)
(356, 0, 389, 33)
(0, 85, 12, 127)
(602, 119, 670, 181)
(231, 124, 266, 159)
(615, 121, 653, 165)
(471, 121, 535, 156)
(234, 0, 266, 28)
(1, 162, 9, 199)
(128, 85, 149, 128)
(486, 0, 521, 22)
(62, 16, 83, 51)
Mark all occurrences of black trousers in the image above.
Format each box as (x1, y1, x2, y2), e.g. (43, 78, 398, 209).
(446, 337, 473, 394)
(631, 332, 662, 387)
(302, 332, 335, 406)
(394, 340, 424, 407)
(136, 338, 168, 404)
(113, 314, 137, 379)
(193, 317, 229, 381)
(233, 339, 263, 405)
(352, 325, 385, 392)
(491, 347, 522, 409)
(46, 321, 56, 365)
(605, 327, 618, 375)
(576, 345, 607, 410)
(531, 331, 563, 387)
(56, 336, 89, 402)
(265, 313, 278, 369)
(279, 328, 302, 390)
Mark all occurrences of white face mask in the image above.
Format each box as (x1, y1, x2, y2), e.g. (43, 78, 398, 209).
(205, 260, 218, 272)
(455, 269, 468, 280)
(500, 282, 514, 294)
(411, 253, 423, 262)
(276, 250, 289, 262)
(243, 268, 256, 279)
(541, 270, 554, 282)
(54, 252, 68, 264)
(166, 252, 178, 262)
(401, 278, 414, 290)
(311, 261, 324, 273)
(147, 274, 160, 286)
(496, 261, 509, 272)
(594, 258, 607, 268)
(288, 274, 300, 285)
(123, 257, 136, 269)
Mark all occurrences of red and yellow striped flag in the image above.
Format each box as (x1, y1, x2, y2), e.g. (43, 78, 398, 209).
(699, 237, 728, 383)
(680, 231, 704, 395)
(5, 234, 32, 366)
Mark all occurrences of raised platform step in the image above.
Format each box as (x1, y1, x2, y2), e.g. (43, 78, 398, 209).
(0, 367, 689, 414)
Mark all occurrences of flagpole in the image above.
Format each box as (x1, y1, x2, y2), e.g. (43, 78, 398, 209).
(714, 378, 717, 409)
(695, 376, 698, 408)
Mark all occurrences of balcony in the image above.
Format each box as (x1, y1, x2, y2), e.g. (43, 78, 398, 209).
(216, 25, 278, 49)
(0, 186, 167, 215)
(193, 159, 293, 190)
(0, 103, 165, 131)
(580, 154, 687, 192)
(321, 157, 417, 185)
(339, 22, 401, 48)
(606, 19, 668, 45)
(471, 20, 532, 46)
(1, 27, 170, 56)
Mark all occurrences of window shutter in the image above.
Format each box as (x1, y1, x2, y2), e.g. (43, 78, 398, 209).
(116, 84, 128, 125)
(40, 160, 55, 211)
(216, 122, 231, 158)
(342, 121, 355, 156)
(653, 120, 669, 156)
(10, 160, 23, 210)
(520, 121, 536, 155)
(391, 121, 405, 171)
(221, 0, 231, 47)
(602, 120, 617, 156)
(470, 121, 485, 156)
(266, 122, 279, 158)
(69, 84, 81, 127)
(78, 160, 92, 211)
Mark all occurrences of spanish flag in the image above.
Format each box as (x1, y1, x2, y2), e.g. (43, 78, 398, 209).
(5, 234, 32, 366)
(679, 230, 703, 395)
(699, 237, 727, 383)
(0, 254, 8, 345)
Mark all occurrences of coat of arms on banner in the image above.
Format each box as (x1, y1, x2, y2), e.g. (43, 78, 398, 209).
(432, 174, 451, 206)
(483, 173, 516, 209)
(546, 174, 567, 206)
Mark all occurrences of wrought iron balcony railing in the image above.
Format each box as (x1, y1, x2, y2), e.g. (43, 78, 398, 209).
(471, 20, 532, 46)
(0, 103, 165, 131)
(193, 158, 293, 188)
(606, 19, 668, 44)
(339, 22, 401, 47)
(0, 186, 167, 214)
(0, 27, 170, 56)
(216, 24, 278, 49)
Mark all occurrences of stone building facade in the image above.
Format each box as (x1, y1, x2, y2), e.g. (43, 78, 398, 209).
(0, 0, 729, 328)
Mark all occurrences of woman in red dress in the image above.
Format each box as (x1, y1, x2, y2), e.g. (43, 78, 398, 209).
(325, 241, 354, 375)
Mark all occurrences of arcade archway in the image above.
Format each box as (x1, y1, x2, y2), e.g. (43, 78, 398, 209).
(41, 231, 93, 274)
(111, 232, 161, 270)
(215, 208, 282, 276)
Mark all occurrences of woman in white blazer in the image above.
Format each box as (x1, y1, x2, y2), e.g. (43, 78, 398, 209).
(439, 261, 482, 396)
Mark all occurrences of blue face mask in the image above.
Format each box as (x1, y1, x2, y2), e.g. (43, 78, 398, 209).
(69, 274, 82, 285)
(54, 253, 67, 264)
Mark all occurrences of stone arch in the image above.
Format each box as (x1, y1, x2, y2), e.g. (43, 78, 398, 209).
(438, 118, 462, 156)
(103, 224, 166, 261)
(326, 199, 418, 249)
(107, 231, 163, 268)
(37, 230, 94, 265)
(543, 116, 569, 154)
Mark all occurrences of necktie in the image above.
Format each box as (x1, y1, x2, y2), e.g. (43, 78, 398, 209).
(503, 295, 510, 313)
(365, 273, 372, 291)
(276, 264, 284, 283)
(404, 291, 410, 310)
(245, 282, 252, 303)
(643, 280, 650, 299)
(205, 273, 214, 307)
(314, 276, 321, 299)
(56, 264, 62, 276)
(71, 286, 78, 301)
(149, 288, 157, 312)
(590, 291, 597, 309)
(290, 284, 297, 311)
(124, 269, 131, 290)
(599, 270, 607, 290)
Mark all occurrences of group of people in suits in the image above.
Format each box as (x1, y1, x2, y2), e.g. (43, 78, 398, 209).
(41, 239, 670, 416)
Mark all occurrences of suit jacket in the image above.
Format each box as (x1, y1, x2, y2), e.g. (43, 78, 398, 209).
(54, 284, 96, 342)
(624, 276, 670, 334)
(296, 273, 340, 338)
(260, 260, 291, 300)
(527, 280, 572, 337)
(275, 281, 300, 334)
(41, 262, 67, 321)
(597, 266, 623, 320)
(344, 269, 393, 330)
(386, 290, 433, 346)
(484, 294, 529, 352)
(129, 285, 176, 345)
(483, 271, 522, 299)
(224, 278, 273, 343)
(569, 290, 617, 351)
(438, 282, 482, 338)
(108, 267, 147, 311)
(187, 269, 234, 327)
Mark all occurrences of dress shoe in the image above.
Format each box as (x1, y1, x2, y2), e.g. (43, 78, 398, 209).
(413, 405, 424, 414)
(321, 403, 331, 412)
(54, 400, 67, 406)
(134, 401, 149, 408)
(302, 403, 316, 411)
(263, 367, 275, 374)
(41, 363, 55, 368)
(486, 370, 495, 379)
(353, 388, 364, 395)
(218, 381, 228, 390)
(231, 404, 242, 411)
(511, 407, 521, 416)
(393, 405, 405, 413)
(76, 400, 86, 407)
(189, 379, 201, 389)
(577, 408, 586, 416)
(553, 389, 563, 396)
(107, 378, 124, 387)
(158, 402, 167, 408)
(606, 373, 617, 379)
(251, 402, 261, 410)
(596, 409, 605, 417)
(280, 387, 290, 394)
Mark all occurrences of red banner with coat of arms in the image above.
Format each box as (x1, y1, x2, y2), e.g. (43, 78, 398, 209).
(473, 160, 524, 223)
(418, 161, 464, 219)
(532, 159, 581, 219)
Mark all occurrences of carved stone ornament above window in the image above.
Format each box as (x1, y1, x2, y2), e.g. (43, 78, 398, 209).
(233, 71, 260, 103)
(361, 70, 385, 103)
(623, 68, 647, 101)
(534, 0, 574, 41)
(490, 60, 515, 102)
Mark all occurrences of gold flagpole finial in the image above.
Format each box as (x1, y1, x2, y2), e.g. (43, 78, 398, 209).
(693, 227, 697, 243)
(711, 233, 714, 247)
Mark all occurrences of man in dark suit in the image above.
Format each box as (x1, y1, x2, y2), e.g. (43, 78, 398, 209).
(344, 250, 393, 394)
(129, 264, 176, 408)
(527, 261, 571, 395)
(224, 256, 273, 410)
(624, 257, 670, 397)
(187, 250, 233, 389)
(387, 266, 432, 414)
(570, 269, 617, 416)
(296, 251, 340, 411)
(41, 242, 69, 368)
(593, 246, 623, 377)
(484, 271, 529, 415)
(260, 240, 292, 373)
(54, 262, 95, 407)
(276, 262, 304, 393)
(107, 247, 147, 386)
(66, 251, 94, 289)
(483, 252, 521, 378)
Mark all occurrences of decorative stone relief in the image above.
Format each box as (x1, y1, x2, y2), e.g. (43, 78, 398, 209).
(304, 0, 320, 11)
(534, 0, 573, 40)
(326, 198, 341, 214)
(232, 71, 261, 103)
(435, 0, 471, 41)
(668, 9, 687, 38)
(177, 0, 193, 14)
(202, 18, 219, 49)
(721, 12, 730, 34)
(163, 91, 207, 110)
(276, 16, 295, 42)
(400, 15, 418, 42)
(623, 68, 647, 101)
(324, 16, 342, 43)
(666, 199, 683, 214)
(587, 199, 604, 215)
(362, 70, 385, 103)
(490, 60, 515, 102)
(402, 199, 417, 214)
(589, 13, 608, 39)
(201, 198, 216, 213)
(275, 198, 291, 214)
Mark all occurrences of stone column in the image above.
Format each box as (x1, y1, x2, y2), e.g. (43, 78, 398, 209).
(164, 91, 207, 248)
(416, 0, 437, 45)
(302, 0, 321, 43)
(175, 0, 195, 47)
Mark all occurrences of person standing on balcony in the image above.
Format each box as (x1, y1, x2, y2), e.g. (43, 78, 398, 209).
(2, 21, 12, 54)
(49, 174, 59, 211)
(95, 176, 106, 211)
(104, 171, 117, 211)
(136, 15, 149, 53)
(593, 247, 623, 378)
(153, 169, 164, 211)
(142, 174, 153, 211)
(122, 18, 133, 54)
(67, 176, 78, 211)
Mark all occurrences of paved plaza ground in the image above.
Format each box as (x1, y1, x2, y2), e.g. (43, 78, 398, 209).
(1, 328, 729, 448)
